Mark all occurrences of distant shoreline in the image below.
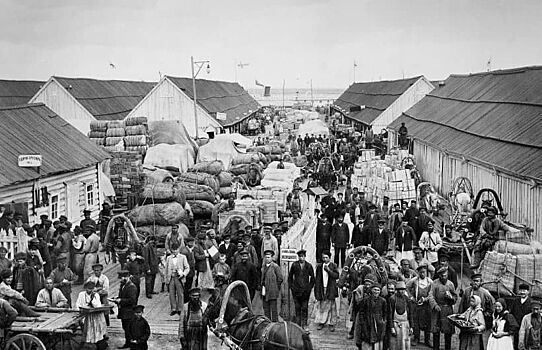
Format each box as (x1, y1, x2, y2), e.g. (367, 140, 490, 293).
(248, 88, 342, 106)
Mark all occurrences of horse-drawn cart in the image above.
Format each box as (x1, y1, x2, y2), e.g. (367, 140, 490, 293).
(1, 308, 84, 350)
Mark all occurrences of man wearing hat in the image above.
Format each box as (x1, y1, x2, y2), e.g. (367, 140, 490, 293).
(409, 246, 435, 277)
(261, 250, 283, 322)
(356, 283, 387, 349)
(406, 264, 433, 346)
(12, 251, 41, 306)
(49, 256, 76, 307)
(241, 232, 259, 267)
(165, 244, 190, 316)
(435, 253, 458, 289)
(218, 234, 236, 267)
(125, 249, 144, 302)
(53, 222, 72, 269)
(261, 226, 279, 263)
(415, 207, 433, 243)
(112, 270, 138, 349)
(370, 218, 391, 257)
(142, 236, 159, 299)
(0, 246, 12, 273)
(395, 216, 416, 262)
(404, 200, 419, 237)
(316, 213, 332, 263)
(82, 223, 100, 280)
(313, 251, 340, 331)
(363, 203, 381, 229)
(331, 214, 350, 267)
(127, 305, 151, 350)
(231, 249, 259, 301)
(75, 280, 108, 348)
(193, 232, 216, 291)
(459, 273, 495, 328)
(429, 267, 457, 350)
(179, 287, 208, 350)
(418, 221, 442, 266)
(180, 237, 196, 301)
(388, 280, 412, 350)
(518, 300, 542, 350)
(511, 283, 534, 350)
(87, 263, 110, 325)
(80, 209, 97, 234)
(288, 249, 315, 330)
(471, 205, 512, 269)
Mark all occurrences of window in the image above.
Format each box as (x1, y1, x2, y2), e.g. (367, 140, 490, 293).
(86, 184, 94, 206)
(51, 195, 59, 219)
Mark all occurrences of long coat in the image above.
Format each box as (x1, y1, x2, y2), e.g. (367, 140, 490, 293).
(314, 262, 339, 300)
(193, 243, 208, 273)
(231, 261, 260, 293)
(429, 279, 457, 334)
(288, 261, 315, 300)
(371, 228, 390, 256)
(261, 262, 283, 301)
(331, 223, 350, 248)
(127, 316, 151, 350)
(180, 247, 196, 279)
(117, 280, 138, 320)
(316, 220, 332, 248)
(356, 295, 388, 345)
(395, 225, 416, 252)
(141, 243, 159, 274)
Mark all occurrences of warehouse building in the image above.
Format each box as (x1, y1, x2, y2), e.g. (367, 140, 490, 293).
(388, 66, 542, 240)
(0, 79, 44, 107)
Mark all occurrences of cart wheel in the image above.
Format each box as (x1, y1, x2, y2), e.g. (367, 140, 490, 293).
(5, 334, 46, 350)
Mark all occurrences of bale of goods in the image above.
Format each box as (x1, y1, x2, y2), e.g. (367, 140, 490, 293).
(125, 125, 147, 135)
(135, 223, 190, 242)
(187, 200, 214, 217)
(219, 186, 232, 198)
(125, 146, 147, 153)
(177, 172, 220, 193)
(267, 154, 282, 162)
(126, 202, 186, 227)
(125, 116, 148, 126)
(140, 183, 186, 206)
(143, 168, 175, 184)
(479, 251, 517, 296)
(499, 224, 533, 245)
(90, 120, 108, 132)
(494, 240, 542, 255)
(235, 199, 278, 223)
(90, 138, 105, 146)
(229, 164, 250, 176)
(232, 153, 262, 166)
(124, 135, 147, 147)
(217, 172, 233, 187)
(188, 160, 224, 176)
(105, 136, 125, 146)
(106, 127, 126, 137)
(514, 254, 542, 298)
(176, 181, 215, 203)
(270, 145, 282, 154)
(237, 189, 287, 211)
(107, 121, 125, 129)
(293, 155, 308, 167)
(144, 143, 196, 173)
(88, 131, 106, 138)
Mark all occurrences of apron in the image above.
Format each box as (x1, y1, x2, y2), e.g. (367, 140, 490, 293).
(390, 309, 411, 350)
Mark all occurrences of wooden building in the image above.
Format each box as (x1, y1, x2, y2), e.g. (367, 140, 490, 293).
(0, 79, 44, 107)
(29, 77, 155, 134)
(0, 104, 109, 226)
(333, 76, 434, 134)
(388, 66, 542, 241)
(126, 76, 260, 138)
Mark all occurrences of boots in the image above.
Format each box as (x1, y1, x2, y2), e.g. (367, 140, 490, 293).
(161, 282, 165, 293)
(433, 332, 440, 350)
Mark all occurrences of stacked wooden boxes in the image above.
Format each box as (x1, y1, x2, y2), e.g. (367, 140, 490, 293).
(109, 151, 145, 206)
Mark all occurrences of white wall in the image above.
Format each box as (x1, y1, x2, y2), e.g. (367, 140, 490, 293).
(0, 166, 101, 226)
(372, 78, 434, 133)
(30, 79, 96, 135)
(127, 78, 221, 138)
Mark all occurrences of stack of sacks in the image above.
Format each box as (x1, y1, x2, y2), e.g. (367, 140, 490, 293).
(180, 160, 225, 216)
(188, 160, 225, 176)
(144, 144, 196, 173)
(217, 171, 233, 199)
(143, 166, 175, 184)
(124, 117, 149, 154)
(248, 141, 286, 162)
(88, 121, 108, 146)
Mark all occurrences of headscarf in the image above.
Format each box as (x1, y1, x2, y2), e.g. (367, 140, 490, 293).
(493, 298, 508, 319)
(464, 295, 484, 326)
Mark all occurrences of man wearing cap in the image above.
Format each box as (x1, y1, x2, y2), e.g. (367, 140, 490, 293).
(409, 246, 435, 277)
(406, 264, 433, 347)
(87, 263, 110, 325)
(53, 223, 72, 269)
(511, 284, 534, 350)
(180, 237, 196, 301)
(241, 232, 259, 267)
(261, 250, 283, 322)
(165, 244, 190, 316)
(104, 216, 130, 269)
(218, 234, 236, 267)
(83, 225, 100, 280)
(98, 203, 112, 243)
(331, 215, 350, 268)
(418, 221, 442, 266)
(288, 249, 315, 330)
(459, 273, 495, 328)
(125, 249, 144, 302)
(165, 225, 184, 256)
(127, 305, 151, 350)
(471, 205, 512, 269)
(142, 236, 159, 299)
(49, 256, 76, 307)
(397, 258, 417, 282)
(395, 216, 416, 262)
(371, 218, 391, 257)
(404, 201, 419, 239)
(356, 283, 387, 349)
(80, 209, 97, 234)
(389, 203, 403, 232)
(518, 300, 542, 350)
(261, 227, 279, 263)
(35, 277, 69, 308)
(193, 232, 215, 290)
(316, 213, 332, 263)
(179, 287, 208, 350)
(76, 280, 108, 348)
(231, 249, 259, 301)
(12, 251, 41, 305)
(0, 246, 12, 273)
(113, 270, 138, 349)
(415, 207, 433, 242)
(314, 251, 340, 331)
(435, 253, 458, 289)
(0, 269, 40, 317)
(429, 267, 457, 350)
(388, 280, 413, 350)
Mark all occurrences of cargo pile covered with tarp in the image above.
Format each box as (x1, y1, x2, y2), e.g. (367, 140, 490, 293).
(296, 119, 330, 137)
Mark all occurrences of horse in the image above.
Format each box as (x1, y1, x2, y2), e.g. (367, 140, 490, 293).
(204, 281, 313, 350)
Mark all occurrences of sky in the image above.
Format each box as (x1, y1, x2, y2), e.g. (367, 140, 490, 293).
(1, 0, 541, 89)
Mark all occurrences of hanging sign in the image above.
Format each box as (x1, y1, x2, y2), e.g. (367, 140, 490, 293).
(216, 112, 227, 121)
(18, 155, 42, 167)
(280, 248, 298, 262)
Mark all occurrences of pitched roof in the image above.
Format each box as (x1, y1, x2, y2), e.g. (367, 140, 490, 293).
(53, 77, 155, 120)
(0, 104, 110, 188)
(166, 76, 260, 126)
(389, 66, 542, 181)
(0, 79, 44, 107)
(334, 76, 422, 125)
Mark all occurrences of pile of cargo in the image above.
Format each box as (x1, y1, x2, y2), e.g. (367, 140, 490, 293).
(248, 140, 287, 162)
(88, 117, 149, 154)
(109, 151, 146, 206)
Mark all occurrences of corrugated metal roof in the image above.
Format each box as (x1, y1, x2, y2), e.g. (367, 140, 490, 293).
(0, 104, 110, 188)
(166, 76, 260, 126)
(0, 79, 44, 107)
(54, 77, 156, 120)
(389, 66, 542, 181)
(334, 76, 421, 125)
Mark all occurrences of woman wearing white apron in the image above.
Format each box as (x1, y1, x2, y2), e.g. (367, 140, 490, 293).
(487, 298, 519, 350)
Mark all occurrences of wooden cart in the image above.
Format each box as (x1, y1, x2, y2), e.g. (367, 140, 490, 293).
(1, 308, 84, 350)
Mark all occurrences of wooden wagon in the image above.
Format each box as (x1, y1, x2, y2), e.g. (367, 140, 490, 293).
(1, 308, 85, 350)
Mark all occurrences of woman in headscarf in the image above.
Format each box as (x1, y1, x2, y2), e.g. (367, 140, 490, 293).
(458, 295, 486, 350)
(487, 298, 519, 350)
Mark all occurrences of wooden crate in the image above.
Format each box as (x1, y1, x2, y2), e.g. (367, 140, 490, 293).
(237, 189, 288, 212)
(235, 199, 278, 224)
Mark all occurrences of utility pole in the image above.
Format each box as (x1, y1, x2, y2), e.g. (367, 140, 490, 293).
(191, 56, 211, 139)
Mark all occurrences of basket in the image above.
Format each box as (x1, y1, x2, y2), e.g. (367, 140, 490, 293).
(447, 315, 478, 330)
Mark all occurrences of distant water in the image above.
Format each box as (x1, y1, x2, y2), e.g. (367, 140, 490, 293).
(248, 88, 343, 107)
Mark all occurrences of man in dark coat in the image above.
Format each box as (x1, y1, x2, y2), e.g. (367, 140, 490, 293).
(113, 270, 138, 349)
(316, 214, 332, 263)
(395, 216, 417, 262)
(218, 234, 236, 267)
(356, 283, 387, 349)
(351, 220, 365, 248)
(404, 200, 419, 240)
(230, 250, 259, 301)
(363, 204, 381, 229)
(334, 193, 347, 220)
(313, 251, 340, 331)
(261, 250, 283, 322)
(127, 305, 151, 350)
(180, 237, 196, 301)
(510, 283, 533, 350)
(435, 253, 458, 289)
(141, 236, 159, 299)
(429, 267, 457, 350)
(371, 219, 390, 257)
(11, 251, 41, 305)
(80, 209, 97, 234)
(288, 249, 315, 330)
(331, 215, 350, 268)
(415, 207, 433, 244)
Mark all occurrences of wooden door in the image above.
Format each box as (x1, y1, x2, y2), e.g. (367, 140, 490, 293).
(65, 182, 80, 222)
